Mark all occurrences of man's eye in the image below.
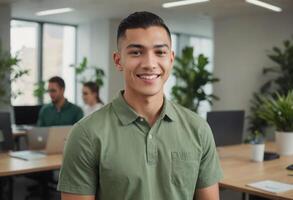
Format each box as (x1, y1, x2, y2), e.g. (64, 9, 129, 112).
(156, 50, 167, 56)
(129, 51, 142, 56)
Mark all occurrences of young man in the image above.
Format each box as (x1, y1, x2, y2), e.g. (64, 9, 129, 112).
(37, 76, 83, 126)
(58, 12, 223, 200)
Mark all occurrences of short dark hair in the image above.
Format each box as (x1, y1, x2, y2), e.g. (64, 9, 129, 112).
(117, 11, 171, 47)
(48, 76, 65, 89)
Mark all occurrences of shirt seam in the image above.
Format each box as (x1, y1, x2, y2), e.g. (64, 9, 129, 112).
(77, 122, 99, 167)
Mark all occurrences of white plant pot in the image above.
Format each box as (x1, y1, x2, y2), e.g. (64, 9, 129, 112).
(251, 143, 265, 162)
(276, 131, 293, 156)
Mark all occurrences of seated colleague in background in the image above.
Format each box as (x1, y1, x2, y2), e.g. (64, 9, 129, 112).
(37, 76, 83, 127)
(82, 81, 104, 116)
(58, 11, 222, 200)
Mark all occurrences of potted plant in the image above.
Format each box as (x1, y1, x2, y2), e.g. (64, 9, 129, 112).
(247, 37, 293, 141)
(0, 40, 29, 105)
(171, 47, 220, 113)
(33, 80, 46, 103)
(249, 130, 265, 162)
(257, 91, 293, 156)
(74, 57, 105, 88)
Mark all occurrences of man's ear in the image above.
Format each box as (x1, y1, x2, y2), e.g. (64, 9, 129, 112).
(113, 52, 123, 71)
(171, 50, 175, 66)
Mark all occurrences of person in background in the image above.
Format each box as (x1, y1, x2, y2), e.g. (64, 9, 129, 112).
(82, 81, 104, 116)
(37, 76, 83, 126)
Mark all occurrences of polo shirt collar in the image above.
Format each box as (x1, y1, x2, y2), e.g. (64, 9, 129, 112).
(62, 99, 70, 110)
(50, 99, 70, 111)
(162, 98, 177, 122)
(112, 91, 176, 126)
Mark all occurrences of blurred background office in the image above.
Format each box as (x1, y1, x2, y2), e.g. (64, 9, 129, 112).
(1, 0, 293, 200)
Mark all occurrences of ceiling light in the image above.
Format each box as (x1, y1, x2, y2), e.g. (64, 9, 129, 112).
(162, 0, 209, 8)
(246, 0, 282, 12)
(36, 8, 74, 16)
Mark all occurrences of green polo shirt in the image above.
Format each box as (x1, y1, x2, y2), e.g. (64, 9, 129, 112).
(57, 92, 223, 200)
(37, 100, 84, 127)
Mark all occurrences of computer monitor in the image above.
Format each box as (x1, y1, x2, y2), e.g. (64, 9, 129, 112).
(13, 105, 42, 125)
(207, 110, 245, 147)
(0, 112, 13, 151)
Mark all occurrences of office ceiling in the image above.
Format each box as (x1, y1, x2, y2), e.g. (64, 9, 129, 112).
(1, 0, 293, 24)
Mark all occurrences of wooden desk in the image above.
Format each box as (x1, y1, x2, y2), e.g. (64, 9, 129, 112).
(219, 143, 293, 200)
(0, 153, 62, 177)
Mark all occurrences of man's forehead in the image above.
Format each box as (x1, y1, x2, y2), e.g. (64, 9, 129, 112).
(48, 82, 59, 88)
(118, 26, 171, 49)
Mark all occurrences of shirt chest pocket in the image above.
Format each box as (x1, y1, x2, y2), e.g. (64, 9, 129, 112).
(171, 151, 200, 190)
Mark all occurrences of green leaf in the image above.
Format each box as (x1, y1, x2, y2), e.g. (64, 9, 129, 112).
(171, 46, 220, 112)
(75, 57, 87, 74)
(257, 91, 293, 132)
(0, 39, 28, 103)
(284, 40, 291, 48)
(263, 67, 280, 74)
(74, 56, 105, 89)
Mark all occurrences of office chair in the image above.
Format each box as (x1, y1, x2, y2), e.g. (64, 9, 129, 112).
(0, 112, 14, 200)
(207, 110, 245, 146)
(0, 112, 14, 151)
(207, 110, 247, 200)
(25, 171, 58, 200)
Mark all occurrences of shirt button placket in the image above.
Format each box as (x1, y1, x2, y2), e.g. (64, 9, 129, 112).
(147, 130, 157, 165)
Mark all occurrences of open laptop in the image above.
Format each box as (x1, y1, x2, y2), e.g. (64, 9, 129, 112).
(27, 127, 49, 150)
(9, 126, 72, 160)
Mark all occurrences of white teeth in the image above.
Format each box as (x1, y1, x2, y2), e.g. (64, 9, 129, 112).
(138, 75, 159, 80)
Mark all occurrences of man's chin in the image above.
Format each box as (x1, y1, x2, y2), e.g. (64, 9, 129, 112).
(139, 89, 163, 97)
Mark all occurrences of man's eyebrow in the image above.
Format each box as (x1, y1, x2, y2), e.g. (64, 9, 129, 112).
(154, 44, 170, 49)
(126, 44, 143, 49)
(126, 44, 170, 49)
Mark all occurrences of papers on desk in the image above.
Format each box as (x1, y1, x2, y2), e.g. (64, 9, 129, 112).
(247, 180, 293, 193)
(9, 150, 46, 161)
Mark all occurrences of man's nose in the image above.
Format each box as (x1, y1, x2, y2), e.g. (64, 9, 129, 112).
(141, 52, 157, 69)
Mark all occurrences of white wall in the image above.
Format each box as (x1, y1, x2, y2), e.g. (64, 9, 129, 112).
(164, 14, 213, 38)
(0, 4, 11, 111)
(77, 19, 110, 106)
(213, 13, 293, 114)
(108, 19, 124, 101)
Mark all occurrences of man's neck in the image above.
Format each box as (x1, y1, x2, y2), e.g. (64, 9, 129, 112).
(54, 97, 66, 112)
(123, 90, 164, 126)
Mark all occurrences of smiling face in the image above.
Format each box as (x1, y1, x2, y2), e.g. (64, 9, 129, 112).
(113, 26, 174, 98)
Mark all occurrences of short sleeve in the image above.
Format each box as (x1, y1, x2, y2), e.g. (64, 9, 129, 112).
(196, 121, 223, 188)
(57, 123, 98, 195)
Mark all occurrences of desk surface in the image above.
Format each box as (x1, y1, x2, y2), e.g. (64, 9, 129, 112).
(1, 143, 292, 199)
(0, 153, 62, 177)
(219, 143, 293, 200)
